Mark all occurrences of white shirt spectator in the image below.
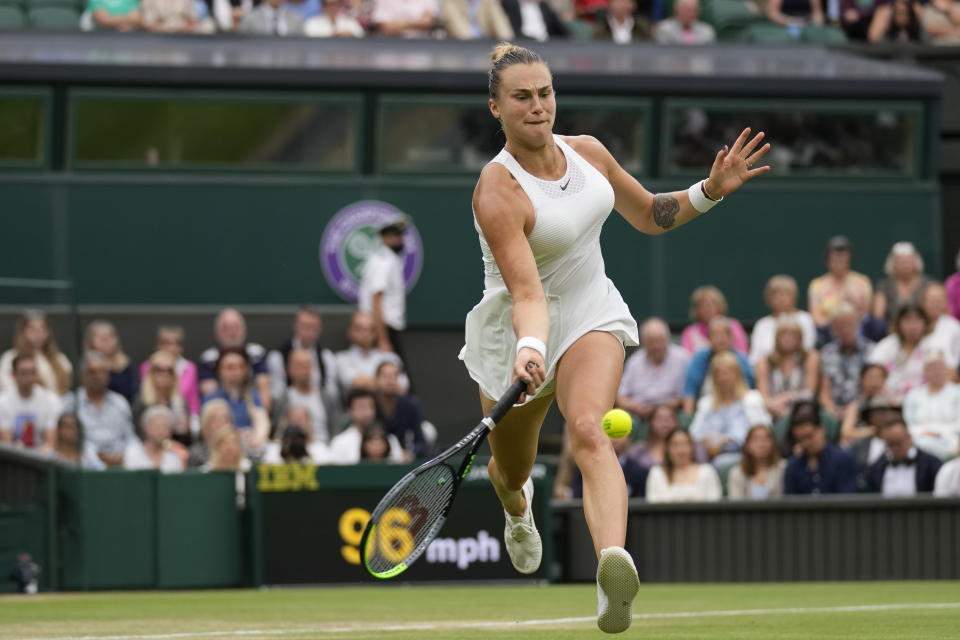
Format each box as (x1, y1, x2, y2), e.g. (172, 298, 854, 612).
(371, 0, 438, 37)
(64, 389, 135, 457)
(328, 425, 405, 464)
(265, 341, 338, 399)
(358, 245, 407, 331)
(903, 382, 960, 460)
(261, 440, 332, 464)
(934, 457, 960, 497)
(518, 0, 548, 40)
(283, 386, 329, 444)
(881, 449, 919, 497)
(749, 311, 817, 365)
(645, 464, 722, 503)
(334, 345, 405, 394)
(688, 390, 772, 450)
(929, 314, 960, 368)
(0, 384, 62, 448)
(304, 12, 364, 36)
(608, 15, 635, 43)
(0, 349, 71, 398)
(868, 334, 955, 402)
(123, 440, 185, 473)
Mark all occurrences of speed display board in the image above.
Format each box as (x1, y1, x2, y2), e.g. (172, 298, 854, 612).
(253, 462, 552, 584)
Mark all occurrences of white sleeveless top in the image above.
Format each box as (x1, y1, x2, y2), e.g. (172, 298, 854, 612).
(459, 135, 639, 401)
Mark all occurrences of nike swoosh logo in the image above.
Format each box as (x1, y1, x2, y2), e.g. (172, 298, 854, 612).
(560, 178, 571, 191)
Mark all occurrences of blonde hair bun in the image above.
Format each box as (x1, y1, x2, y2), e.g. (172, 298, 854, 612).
(491, 42, 522, 65)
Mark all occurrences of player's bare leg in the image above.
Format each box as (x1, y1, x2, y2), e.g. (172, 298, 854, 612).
(555, 330, 639, 633)
(555, 331, 627, 555)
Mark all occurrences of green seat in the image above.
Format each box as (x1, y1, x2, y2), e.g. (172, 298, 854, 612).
(28, 6, 79, 28)
(801, 25, 848, 45)
(773, 409, 841, 447)
(0, 4, 25, 26)
(714, 458, 739, 495)
(27, 0, 79, 7)
(566, 19, 595, 41)
(742, 22, 799, 44)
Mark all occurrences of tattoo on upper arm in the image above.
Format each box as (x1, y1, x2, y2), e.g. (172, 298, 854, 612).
(652, 194, 680, 230)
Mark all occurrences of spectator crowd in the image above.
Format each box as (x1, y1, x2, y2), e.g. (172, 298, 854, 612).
(556, 236, 960, 502)
(4, 236, 960, 504)
(19, 0, 960, 46)
(0, 306, 432, 473)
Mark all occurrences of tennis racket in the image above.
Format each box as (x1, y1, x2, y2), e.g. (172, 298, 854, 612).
(359, 377, 528, 579)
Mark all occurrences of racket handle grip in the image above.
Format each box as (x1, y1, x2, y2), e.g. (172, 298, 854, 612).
(486, 378, 529, 425)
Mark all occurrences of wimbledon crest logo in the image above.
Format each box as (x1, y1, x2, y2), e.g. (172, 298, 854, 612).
(320, 200, 424, 303)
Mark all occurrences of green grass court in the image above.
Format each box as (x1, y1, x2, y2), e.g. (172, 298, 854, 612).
(2, 582, 959, 639)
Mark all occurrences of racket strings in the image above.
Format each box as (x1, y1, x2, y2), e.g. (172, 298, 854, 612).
(364, 464, 457, 574)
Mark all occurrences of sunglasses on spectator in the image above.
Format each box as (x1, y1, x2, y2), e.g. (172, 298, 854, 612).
(152, 367, 175, 374)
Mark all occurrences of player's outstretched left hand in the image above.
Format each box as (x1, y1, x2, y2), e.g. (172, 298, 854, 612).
(704, 128, 771, 199)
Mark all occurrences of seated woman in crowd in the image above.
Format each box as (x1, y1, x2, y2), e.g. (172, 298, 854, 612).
(727, 424, 786, 500)
(681, 285, 749, 356)
(133, 351, 191, 445)
(920, 282, 960, 369)
(0, 310, 72, 397)
(903, 351, 960, 459)
(646, 429, 722, 503)
(871, 242, 932, 327)
(361, 424, 396, 462)
(756, 319, 820, 419)
(616, 405, 705, 498)
(50, 413, 105, 470)
(840, 363, 896, 445)
(869, 0, 927, 42)
(819, 302, 874, 419)
(922, 0, 960, 44)
(867, 304, 937, 403)
(139, 325, 199, 418)
(689, 352, 772, 467)
(202, 348, 270, 453)
(85, 320, 139, 403)
(123, 406, 185, 473)
(749, 275, 816, 365)
(190, 398, 235, 467)
(807, 236, 872, 339)
(204, 428, 250, 473)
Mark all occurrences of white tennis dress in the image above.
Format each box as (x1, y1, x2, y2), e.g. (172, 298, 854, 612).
(459, 135, 639, 402)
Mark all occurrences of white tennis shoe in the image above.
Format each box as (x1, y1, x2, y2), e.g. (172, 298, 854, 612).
(503, 477, 542, 574)
(596, 546, 640, 634)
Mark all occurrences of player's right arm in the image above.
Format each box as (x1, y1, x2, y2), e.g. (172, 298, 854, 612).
(473, 164, 548, 396)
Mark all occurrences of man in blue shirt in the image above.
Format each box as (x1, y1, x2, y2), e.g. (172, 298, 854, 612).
(784, 400, 857, 495)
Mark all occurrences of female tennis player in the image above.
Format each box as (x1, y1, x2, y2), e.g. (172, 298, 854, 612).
(459, 43, 771, 634)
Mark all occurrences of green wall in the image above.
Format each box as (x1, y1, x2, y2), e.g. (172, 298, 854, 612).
(0, 175, 941, 327)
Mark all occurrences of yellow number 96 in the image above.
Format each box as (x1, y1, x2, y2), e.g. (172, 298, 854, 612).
(338, 507, 415, 566)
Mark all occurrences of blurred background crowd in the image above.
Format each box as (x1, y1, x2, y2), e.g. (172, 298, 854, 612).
(4, 0, 960, 46)
(4, 235, 960, 501)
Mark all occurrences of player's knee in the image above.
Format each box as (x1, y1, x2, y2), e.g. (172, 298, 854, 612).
(568, 414, 611, 459)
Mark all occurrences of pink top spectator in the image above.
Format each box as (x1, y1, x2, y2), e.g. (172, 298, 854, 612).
(681, 318, 749, 355)
(946, 272, 960, 321)
(139, 357, 199, 416)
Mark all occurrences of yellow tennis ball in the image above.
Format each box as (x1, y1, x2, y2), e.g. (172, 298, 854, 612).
(601, 409, 632, 439)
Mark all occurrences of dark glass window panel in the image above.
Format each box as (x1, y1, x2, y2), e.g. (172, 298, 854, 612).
(0, 97, 45, 165)
(72, 94, 359, 170)
(667, 106, 918, 176)
(379, 99, 646, 173)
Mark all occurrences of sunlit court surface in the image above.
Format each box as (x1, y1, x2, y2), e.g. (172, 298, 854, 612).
(3, 583, 960, 640)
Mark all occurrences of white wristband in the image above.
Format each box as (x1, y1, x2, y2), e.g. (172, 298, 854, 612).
(688, 180, 723, 214)
(516, 336, 547, 360)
